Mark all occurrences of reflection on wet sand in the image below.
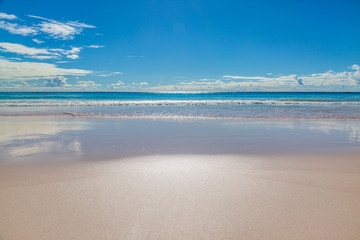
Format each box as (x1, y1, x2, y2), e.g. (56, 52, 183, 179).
(0, 118, 88, 163)
(222, 120, 360, 142)
(1, 117, 360, 164)
(0, 118, 89, 142)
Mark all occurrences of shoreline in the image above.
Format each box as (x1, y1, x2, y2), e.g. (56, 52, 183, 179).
(1, 113, 360, 120)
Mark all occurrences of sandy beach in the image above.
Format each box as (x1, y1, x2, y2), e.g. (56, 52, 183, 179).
(1, 0, 360, 238)
(0, 117, 360, 239)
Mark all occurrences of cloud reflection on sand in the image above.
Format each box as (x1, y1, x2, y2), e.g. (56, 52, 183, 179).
(304, 121, 360, 142)
(0, 118, 88, 163)
(0, 118, 89, 142)
(223, 120, 360, 142)
(291, 121, 360, 142)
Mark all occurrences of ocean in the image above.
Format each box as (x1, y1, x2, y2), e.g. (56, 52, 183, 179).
(1, 92, 360, 119)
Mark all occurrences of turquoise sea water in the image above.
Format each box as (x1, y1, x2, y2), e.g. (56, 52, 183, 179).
(1, 92, 360, 119)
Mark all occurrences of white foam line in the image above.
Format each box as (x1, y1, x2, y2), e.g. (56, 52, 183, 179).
(1, 99, 360, 107)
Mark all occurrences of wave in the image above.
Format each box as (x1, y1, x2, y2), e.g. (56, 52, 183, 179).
(1, 99, 360, 107)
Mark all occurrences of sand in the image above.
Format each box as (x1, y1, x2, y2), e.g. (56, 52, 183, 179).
(0, 117, 360, 239)
(0, 153, 360, 240)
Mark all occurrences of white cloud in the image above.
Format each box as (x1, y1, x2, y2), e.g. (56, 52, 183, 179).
(32, 39, 44, 44)
(222, 67, 360, 89)
(64, 47, 82, 59)
(97, 71, 123, 77)
(28, 15, 95, 40)
(110, 81, 125, 89)
(351, 64, 360, 71)
(30, 55, 58, 60)
(0, 13, 17, 20)
(0, 21, 37, 36)
(0, 58, 92, 81)
(76, 80, 99, 88)
(350, 65, 360, 84)
(0, 14, 95, 40)
(8, 57, 22, 61)
(43, 76, 68, 87)
(113, 81, 125, 85)
(200, 78, 217, 81)
(0, 42, 52, 56)
(87, 45, 104, 48)
(0, 42, 85, 60)
(222, 75, 266, 80)
(131, 82, 149, 87)
(182, 79, 223, 85)
(148, 65, 360, 92)
(38, 22, 78, 40)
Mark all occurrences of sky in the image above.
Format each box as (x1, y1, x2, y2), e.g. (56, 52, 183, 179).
(0, 0, 359, 92)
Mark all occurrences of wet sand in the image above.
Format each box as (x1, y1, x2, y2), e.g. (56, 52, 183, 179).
(0, 117, 360, 239)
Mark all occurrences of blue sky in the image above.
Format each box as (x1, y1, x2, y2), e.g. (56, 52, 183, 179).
(0, 0, 359, 92)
